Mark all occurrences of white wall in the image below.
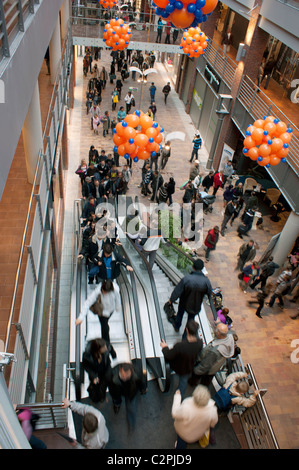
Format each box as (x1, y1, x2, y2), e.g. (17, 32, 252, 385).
(0, 0, 64, 200)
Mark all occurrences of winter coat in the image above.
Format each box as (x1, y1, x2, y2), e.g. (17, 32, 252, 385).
(162, 339, 203, 376)
(170, 271, 213, 315)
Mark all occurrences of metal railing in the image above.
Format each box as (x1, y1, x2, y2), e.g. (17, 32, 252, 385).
(4, 29, 73, 404)
(0, 0, 40, 61)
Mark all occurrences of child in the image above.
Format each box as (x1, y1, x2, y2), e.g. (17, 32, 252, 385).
(111, 116, 117, 133)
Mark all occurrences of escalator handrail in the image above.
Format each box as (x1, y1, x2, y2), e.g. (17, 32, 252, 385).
(113, 197, 148, 388)
(73, 199, 83, 400)
(133, 196, 217, 323)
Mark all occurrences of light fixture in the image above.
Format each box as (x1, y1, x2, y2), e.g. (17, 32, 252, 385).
(236, 43, 246, 62)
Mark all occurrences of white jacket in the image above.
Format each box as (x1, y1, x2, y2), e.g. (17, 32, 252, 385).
(172, 394, 218, 443)
(69, 401, 109, 449)
(78, 283, 121, 322)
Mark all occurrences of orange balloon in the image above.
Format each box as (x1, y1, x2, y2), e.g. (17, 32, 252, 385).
(146, 142, 160, 153)
(201, 0, 218, 15)
(263, 122, 276, 136)
(243, 136, 256, 149)
(145, 127, 159, 139)
(247, 125, 256, 134)
(264, 116, 276, 125)
(253, 119, 265, 129)
(116, 122, 126, 136)
(125, 114, 140, 128)
(247, 147, 259, 161)
(251, 127, 264, 144)
(279, 132, 292, 144)
(274, 121, 287, 136)
(155, 133, 163, 144)
(123, 126, 137, 141)
(134, 133, 149, 148)
(117, 144, 126, 156)
(113, 134, 125, 146)
(259, 143, 271, 157)
(137, 149, 151, 160)
(269, 155, 281, 166)
(258, 156, 270, 167)
(154, 0, 169, 7)
(270, 138, 283, 153)
(139, 115, 153, 130)
(169, 7, 195, 29)
(124, 142, 137, 154)
(276, 147, 289, 158)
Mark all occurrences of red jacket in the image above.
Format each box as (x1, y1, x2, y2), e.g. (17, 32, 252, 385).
(213, 172, 223, 188)
(205, 229, 219, 249)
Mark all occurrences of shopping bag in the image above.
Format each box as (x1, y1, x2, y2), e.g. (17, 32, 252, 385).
(199, 430, 210, 448)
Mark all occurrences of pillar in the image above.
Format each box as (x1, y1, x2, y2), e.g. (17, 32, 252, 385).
(49, 15, 62, 85)
(272, 211, 299, 267)
(60, 0, 70, 41)
(22, 81, 43, 184)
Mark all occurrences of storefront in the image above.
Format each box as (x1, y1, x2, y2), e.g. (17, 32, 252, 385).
(163, 52, 181, 87)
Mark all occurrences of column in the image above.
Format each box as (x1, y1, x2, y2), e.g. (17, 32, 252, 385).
(22, 81, 43, 184)
(49, 15, 62, 85)
(272, 211, 299, 266)
(60, 0, 70, 41)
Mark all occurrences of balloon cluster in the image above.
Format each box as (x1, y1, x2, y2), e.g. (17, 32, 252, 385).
(113, 111, 164, 162)
(103, 18, 132, 51)
(153, 0, 218, 29)
(99, 0, 117, 9)
(243, 116, 293, 167)
(180, 26, 208, 57)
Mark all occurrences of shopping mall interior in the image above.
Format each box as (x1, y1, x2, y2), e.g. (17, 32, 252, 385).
(0, 0, 298, 452)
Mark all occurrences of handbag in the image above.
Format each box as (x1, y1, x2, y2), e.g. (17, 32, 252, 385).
(113, 94, 119, 103)
(110, 74, 116, 80)
(131, 98, 135, 107)
(89, 294, 104, 317)
(199, 430, 210, 448)
(163, 301, 176, 321)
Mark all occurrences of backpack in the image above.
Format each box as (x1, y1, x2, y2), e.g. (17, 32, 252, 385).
(213, 384, 236, 411)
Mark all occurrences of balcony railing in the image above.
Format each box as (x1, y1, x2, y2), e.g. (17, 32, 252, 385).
(0, 0, 40, 62)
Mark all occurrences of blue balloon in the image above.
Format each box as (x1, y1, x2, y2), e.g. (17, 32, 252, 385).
(166, 4, 175, 13)
(135, 110, 141, 116)
(151, 151, 157, 156)
(196, 0, 206, 8)
(281, 158, 286, 162)
(258, 156, 263, 162)
(149, 137, 154, 143)
(161, 10, 169, 19)
(124, 153, 129, 159)
(169, 0, 176, 4)
(245, 131, 251, 136)
(133, 157, 139, 162)
(129, 138, 134, 144)
(152, 122, 158, 128)
(287, 127, 293, 133)
(267, 139, 272, 145)
(243, 148, 248, 154)
(161, 128, 164, 132)
(155, 7, 163, 15)
(202, 14, 208, 22)
(113, 128, 117, 134)
(187, 4, 196, 13)
(266, 164, 270, 168)
(263, 130, 268, 135)
(194, 9, 203, 19)
(122, 121, 128, 127)
(283, 143, 289, 148)
(114, 146, 118, 152)
(175, 1, 183, 10)
(274, 118, 279, 124)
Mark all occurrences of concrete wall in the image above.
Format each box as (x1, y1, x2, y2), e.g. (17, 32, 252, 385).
(0, 0, 64, 201)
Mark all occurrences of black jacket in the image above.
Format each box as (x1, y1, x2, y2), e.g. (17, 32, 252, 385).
(261, 261, 280, 277)
(170, 271, 213, 314)
(96, 249, 130, 280)
(162, 339, 203, 375)
(82, 341, 111, 382)
(108, 364, 145, 401)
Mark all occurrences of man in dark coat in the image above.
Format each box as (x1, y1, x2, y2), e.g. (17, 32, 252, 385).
(90, 242, 133, 283)
(167, 259, 214, 335)
(108, 362, 146, 431)
(161, 320, 203, 397)
(250, 256, 280, 290)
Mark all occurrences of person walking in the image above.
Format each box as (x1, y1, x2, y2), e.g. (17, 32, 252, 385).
(124, 90, 135, 114)
(190, 132, 202, 163)
(162, 82, 171, 104)
(204, 226, 219, 262)
(139, 217, 162, 269)
(267, 272, 292, 309)
(247, 283, 273, 318)
(172, 385, 218, 449)
(108, 362, 147, 432)
(202, 171, 214, 193)
(149, 101, 157, 120)
(189, 323, 235, 387)
(149, 82, 157, 103)
(161, 320, 203, 397)
(220, 199, 238, 236)
(62, 398, 109, 449)
(250, 256, 280, 290)
(167, 259, 214, 335)
(161, 141, 171, 170)
(111, 88, 119, 111)
(81, 338, 113, 403)
(236, 240, 256, 271)
(156, 17, 163, 43)
(165, 22, 171, 43)
(167, 177, 176, 205)
(212, 171, 223, 196)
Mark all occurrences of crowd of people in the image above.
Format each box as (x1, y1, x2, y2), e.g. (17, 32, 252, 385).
(50, 45, 299, 450)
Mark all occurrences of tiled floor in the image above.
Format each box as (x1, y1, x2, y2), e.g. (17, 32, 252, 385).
(72, 48, 299, 449)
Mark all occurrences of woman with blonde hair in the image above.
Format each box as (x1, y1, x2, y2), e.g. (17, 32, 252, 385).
(171, 385, 218, 449)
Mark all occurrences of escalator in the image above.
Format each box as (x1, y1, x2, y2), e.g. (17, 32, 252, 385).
(69, 199, 147, 403)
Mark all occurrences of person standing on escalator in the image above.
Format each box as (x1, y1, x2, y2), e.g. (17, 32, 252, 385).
(167, 259, 213, 337)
